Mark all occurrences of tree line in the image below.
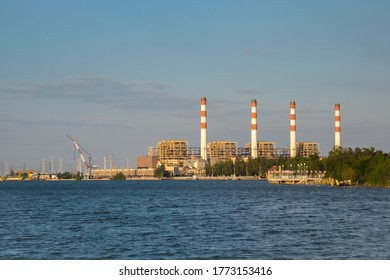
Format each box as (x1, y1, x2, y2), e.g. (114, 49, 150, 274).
(204, 154, 324, 177)
(202, 147, 389, 187)
(323, 147, 390, 187)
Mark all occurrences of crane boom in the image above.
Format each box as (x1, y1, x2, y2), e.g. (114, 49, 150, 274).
(66, 134, 93, 179)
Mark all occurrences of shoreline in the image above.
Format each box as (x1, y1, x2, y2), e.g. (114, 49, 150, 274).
(1, 177, 389, 188)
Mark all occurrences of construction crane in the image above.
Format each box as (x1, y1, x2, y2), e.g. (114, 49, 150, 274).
(66, 134, 94, 179)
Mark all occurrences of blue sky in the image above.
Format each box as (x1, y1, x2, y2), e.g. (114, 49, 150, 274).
(1, 0, 390, 172)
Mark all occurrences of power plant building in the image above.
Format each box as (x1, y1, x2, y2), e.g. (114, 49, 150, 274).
(207, 141, 237, 164)
(136, 99, 340, 171)
(245, 141, 276, 158)
(137, 155, 158, 169)
(148, 140, 190, 167)
(297, 142, 320, 158)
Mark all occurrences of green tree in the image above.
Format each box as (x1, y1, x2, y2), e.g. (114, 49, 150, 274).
(154, 164, 170, 178)
(234, 159, 246, 176)
(205, 163, 213, 176)
(75, 172, 83, 180)
(323, 147, 390, 186)
(57, 172, 72, 179)
(112, 172, 126, 180)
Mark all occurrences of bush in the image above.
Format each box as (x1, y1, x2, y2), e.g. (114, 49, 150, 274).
(112, 172, 126, 180)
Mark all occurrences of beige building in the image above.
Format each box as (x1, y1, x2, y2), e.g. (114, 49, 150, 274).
(137, 156, 158, 169)
(92, 168, 155, 178)
(149, 140, 190, 167)
(258, 142, 276, 158)
(297, 142, 320, 158)
(245, 141, 276, 158)
(207, 141, 237, 164)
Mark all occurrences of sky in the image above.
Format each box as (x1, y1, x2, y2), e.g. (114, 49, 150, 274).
(1, 0, 390, 172)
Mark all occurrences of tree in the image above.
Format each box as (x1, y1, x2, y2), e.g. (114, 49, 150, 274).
(112, 172, 126, 180)
(57, 172, 72, 179)
(323, 147, 390, 186)
(205, 163, 213, 176)
(154, 164, 170, 178)
(75, 172, 83, 180)
(234, 159, 246, 176)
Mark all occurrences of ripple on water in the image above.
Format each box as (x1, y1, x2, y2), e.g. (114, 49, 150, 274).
(0, 180, 389, 259)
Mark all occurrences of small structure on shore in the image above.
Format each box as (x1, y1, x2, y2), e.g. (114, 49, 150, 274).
(267, 166, 325, 185)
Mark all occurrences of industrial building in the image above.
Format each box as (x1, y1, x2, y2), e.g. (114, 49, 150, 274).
(245, 142, 276, 159)
(137, 155, 158, 169)
(135, 99, 342, 172)
(147, 140, 199, 167)
(207, 141, 238, 164)
(297, 142, 320, 158)
(157, 140, 188, 167)
(145, 140, 203, 175)
(93, 168, 137, 178)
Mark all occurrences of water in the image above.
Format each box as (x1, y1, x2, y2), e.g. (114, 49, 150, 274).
(0, 180, 389, 259)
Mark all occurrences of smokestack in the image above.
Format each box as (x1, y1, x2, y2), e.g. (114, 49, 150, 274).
(200, 97, 207, 161)
(290, 101, 297, 158)
(251, 99, 258, 158)
(335, 103, 341, 148)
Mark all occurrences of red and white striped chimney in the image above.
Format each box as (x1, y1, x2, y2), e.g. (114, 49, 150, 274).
(290, 101, 297, 158)
(251, 99, 258, 158)
(200, 97, 207, 161)
(335, 103, 341, 148)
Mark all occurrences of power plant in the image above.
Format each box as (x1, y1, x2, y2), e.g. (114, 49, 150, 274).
(2, 98, 341, 179)
(134, 98, 338, 176)
(65, 98, 338, 178)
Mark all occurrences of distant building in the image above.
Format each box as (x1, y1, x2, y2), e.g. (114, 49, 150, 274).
(245, 141, 276, 159)
(148, 140, 190, 167)
(92, 168, 137, 179)
(207, 141, 237, 164)
(137, 156, 158, 169)
(297, 142, 320, 158)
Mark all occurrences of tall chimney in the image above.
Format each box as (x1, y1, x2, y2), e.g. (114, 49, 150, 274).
(290, 101, 297, 158)
(200, 97, 207, 161)
(251, 99, 258, 158)
(335, 103, 341, 148)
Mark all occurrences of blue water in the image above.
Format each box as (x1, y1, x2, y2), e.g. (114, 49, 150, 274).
(0, 180, 389, 259)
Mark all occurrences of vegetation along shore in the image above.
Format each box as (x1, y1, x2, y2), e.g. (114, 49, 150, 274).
(2, 147, 389, 188)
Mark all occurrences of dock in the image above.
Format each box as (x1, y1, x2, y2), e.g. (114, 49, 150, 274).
(267, 168, 325, 185)
(268, 175, 324, 185)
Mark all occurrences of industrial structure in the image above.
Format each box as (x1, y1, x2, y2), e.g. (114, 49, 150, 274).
(156, 140, 189, 167)
(3, 99, 342, 180)
(335, 103, 341, 148)
(245, 141, 277, 158)
(66, 135, 95, 179)
(133, 99, 341, 175)
(251, 99, 258, 158)
(297, 142, 320, 158)
(207, 141, 238, 164)
(290, 101, 297, 158)
(137, 155, 158, 170)
(147, 140, 200, 167)
(200, 97, 207, 161)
